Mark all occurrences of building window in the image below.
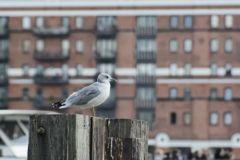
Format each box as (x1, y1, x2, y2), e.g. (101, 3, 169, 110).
(184, 16, 193, 29)
(225, 64, 232, 77)
(36, 40, 44, 52)
(169, 39, 178, 53)
(210, 39, 219, 53)
(210, 64, 218, 76)
(136, 16, 157, 28)
(36, 65, 44, 75)
(225, 15, 233, 28)
(137, 63, 155, 76)
(137, 39, 156, 53)
(75, 17, 83, 29)
(210, 112, 219, 126)
(62, 39, 69, 55)
(96, 39, 117, 57)
(170, 112, 177, 125)
(22, 64, 29, 76)
(97, 16, 116, 31)
(22, 17, 31, 29)
(225, 38, 233, 53)
(183, 112, 191, 125)
(97, 64, 115, 75)
(184, 64, 191, 76)
(224, 87, 232, 101)
(22, 40, 31, 53)
(22, 87, 29, 100)
(75, 40, 84, 53)
(170, 64, 178, 76)
(137, 110, 154, 130)
(36, 88, 43, 97)
(184, 88, 191, 100)
(210, 15, 219, 28)
(170, 16, 178, 29)
(36, 17, 44, 28)
(0, 39, 8, 52)
(62, 17, 69, 27)
(224, 112, 232, 126)
(137, 87, 155, 101)
(184, 39, 192, 53)
(76, 64, 82, 76)
(0, 64, 6, 76)
(169, 88, 177, 99)
(210, 88, 218, 100)
(0, 17, 7, 28)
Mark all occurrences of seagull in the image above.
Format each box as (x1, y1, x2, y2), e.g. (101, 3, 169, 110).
(52, 73, 116, 116)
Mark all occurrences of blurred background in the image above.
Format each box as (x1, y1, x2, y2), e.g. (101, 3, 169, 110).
(0, 0, 240, 159)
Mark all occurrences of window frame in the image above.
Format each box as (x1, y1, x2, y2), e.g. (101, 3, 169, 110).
(209, 112, 219, 126)
(223, 111, 233, 126)
(210, 39, 219, 53)
(170, 16, 179, 29)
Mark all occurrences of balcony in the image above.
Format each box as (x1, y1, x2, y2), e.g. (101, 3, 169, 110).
(95, 25, 117, 38)
(0, 98, 8, 109)
(136, 51, 156, 63)
(0, 27, 8, 38)
(33, 26, 70, 37)
(136, 27, 157, 38)
(33, 97, 51, 109)
(0, 74, 8, 86)
(34, 75, 69, 85)
(34, 51, 69, 62)
(136, 75, 156, 86)
(0, 49, 8, 62)
(95, 51, 116, 63)
(135, 98, 155, 109)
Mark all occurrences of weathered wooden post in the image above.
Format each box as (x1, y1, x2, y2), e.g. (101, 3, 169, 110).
(27, 114, 148, 160)
(105, 119, 148, 160)
(27, 114, 91, 160)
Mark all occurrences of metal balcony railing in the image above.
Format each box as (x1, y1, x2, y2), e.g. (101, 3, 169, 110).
(136, 27, 157, 38)
(95, 51, 116, 63)
(33, 26, 70, 37)
(33, 75, 69, 85)
(135, 98, 156, 108)
(34, 51, 69, 62)
(0, 97, 8, 109)
(0, 49, 8, 62)
(32, 97, 51, 108)
(136, 51, 156, 63)
(0, 74, 8, 85)
(136, 75, 156, 86)
(0, 27, 8, 38)
(95, 25, 117, 38)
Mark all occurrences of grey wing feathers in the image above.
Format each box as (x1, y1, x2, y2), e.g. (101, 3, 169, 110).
(66, 83, 101, 105)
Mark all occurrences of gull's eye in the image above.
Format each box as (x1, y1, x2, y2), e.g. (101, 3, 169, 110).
(104, 75, 108, 79)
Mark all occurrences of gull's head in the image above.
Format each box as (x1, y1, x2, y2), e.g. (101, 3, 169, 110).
(97, 73, 116, 83)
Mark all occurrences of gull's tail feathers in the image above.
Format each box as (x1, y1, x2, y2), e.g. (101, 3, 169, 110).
(51, 101, 67, 109)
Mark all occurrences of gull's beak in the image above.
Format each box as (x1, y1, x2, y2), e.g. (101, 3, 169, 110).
(110, 77, 118, 82)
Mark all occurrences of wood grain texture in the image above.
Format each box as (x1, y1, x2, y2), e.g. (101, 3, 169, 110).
(105, 119, 149, 160)
(27, 114, 91, 160)
(27, 115, 148, 160)
(91, 117, 106, 160)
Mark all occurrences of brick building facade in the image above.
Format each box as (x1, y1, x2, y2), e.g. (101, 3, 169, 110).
(1, 0, 240, 159)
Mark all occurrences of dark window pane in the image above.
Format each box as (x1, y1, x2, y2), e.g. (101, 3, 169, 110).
(170, 112, 177, 125)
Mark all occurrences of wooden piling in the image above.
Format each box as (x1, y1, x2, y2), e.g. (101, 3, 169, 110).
(27, 114, 148, 160)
